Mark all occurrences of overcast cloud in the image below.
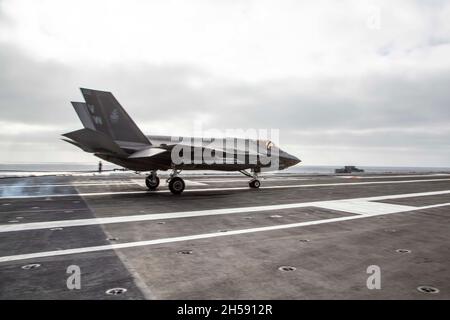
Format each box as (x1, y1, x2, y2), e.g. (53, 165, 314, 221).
(1, 0, 450, 166)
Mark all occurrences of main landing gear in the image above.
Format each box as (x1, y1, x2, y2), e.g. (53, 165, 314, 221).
(239, 170, 261, 189)
(167, 169, 185, 195)
(145, 171, 160, 190)
(145, 169, 186, 194)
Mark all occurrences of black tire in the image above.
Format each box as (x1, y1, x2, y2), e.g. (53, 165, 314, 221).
(169, 177, 185, 194)
(249, 179, 261, 189)
(145, 176, 160, 190)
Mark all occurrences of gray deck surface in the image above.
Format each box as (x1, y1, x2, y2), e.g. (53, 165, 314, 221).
(0, 173, 449, 299)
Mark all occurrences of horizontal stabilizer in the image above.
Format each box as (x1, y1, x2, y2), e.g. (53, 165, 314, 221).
(62, 128, 127, 156)
(61, 138, 95, 153)
(128, 147, 167, 159)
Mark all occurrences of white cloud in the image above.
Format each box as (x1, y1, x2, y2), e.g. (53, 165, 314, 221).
(1, 0, 450, 81)
(0, 121, 61, 135)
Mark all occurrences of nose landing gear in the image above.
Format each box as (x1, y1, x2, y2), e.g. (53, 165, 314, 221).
(240, 169, 261, 189)
(249, 179, 261, 189)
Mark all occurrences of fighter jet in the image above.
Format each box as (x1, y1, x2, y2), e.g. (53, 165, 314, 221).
(62, 88, 301, 194)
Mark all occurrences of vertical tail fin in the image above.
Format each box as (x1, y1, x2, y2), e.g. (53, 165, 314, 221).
(71, 102, 95, 130)
(76, 88, 150, 145)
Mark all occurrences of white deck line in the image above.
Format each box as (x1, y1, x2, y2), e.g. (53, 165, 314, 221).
(337, 174, 450, 179)
(0, 182, 138, 188)
(1, 173, 448, 187)
(1, 178, 450, 199)
(314, 200, 415, 215)
(1, 189, 449, 233)
(0, 179, 207, 189)
(192, 177, 312, 182)
(1, 202, 449, 263)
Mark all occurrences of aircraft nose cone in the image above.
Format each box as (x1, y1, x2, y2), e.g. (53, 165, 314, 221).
(280, 152, 301, 168)
(292, 155, 301, 166)
(288, 154, 301, 166)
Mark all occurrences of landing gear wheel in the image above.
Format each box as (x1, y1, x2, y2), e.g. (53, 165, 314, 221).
(145, 175, 160, 190)
(249, 179, 261, 189)
(169, 177, 185, 194)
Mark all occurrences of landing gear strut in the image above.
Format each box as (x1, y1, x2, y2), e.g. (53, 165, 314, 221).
(167, 169, 185, 195)
(145, 171, 160, 190)
(240, 169, 261, 189)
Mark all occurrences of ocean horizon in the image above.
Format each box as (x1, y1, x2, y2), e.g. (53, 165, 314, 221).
(1, 162, 450, 176)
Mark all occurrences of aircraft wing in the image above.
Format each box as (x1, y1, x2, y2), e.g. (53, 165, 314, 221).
(128, 147, 167, 159)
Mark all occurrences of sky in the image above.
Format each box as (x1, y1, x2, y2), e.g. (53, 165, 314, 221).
(0, 0, 450, 167)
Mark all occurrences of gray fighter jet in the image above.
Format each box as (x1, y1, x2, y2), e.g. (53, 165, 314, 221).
(62, 88, 301, 194)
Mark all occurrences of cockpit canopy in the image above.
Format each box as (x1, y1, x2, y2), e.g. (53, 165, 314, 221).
(257, 139, 278, 155)
(265, 140, 275, 150)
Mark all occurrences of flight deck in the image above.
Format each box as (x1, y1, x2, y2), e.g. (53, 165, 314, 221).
(0, 173, 449, 299)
